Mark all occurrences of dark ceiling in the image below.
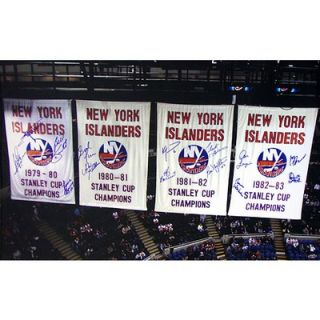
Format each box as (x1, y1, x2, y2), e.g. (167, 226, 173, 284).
(0, 60, 319, 107)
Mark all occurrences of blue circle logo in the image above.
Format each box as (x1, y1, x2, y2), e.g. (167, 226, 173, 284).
(178, 145, 209, 174)
(99, 141, 127, 169)
(257, 147, 287, 178)
(26, 138, 53, 166)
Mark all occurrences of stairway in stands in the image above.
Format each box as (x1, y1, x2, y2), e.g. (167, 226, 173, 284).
(205, 216, 226, 260)
(125, 211, 162, 257)
(270, 219, 287, 260)
(36, 220, 82, 260)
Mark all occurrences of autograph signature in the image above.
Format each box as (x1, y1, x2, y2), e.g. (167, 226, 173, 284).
(78, 141, 99, 179)
(63, 179, 74, 195)
(18, 118, 43, 146)
(82, 161, 100, 179)
(205, 142, 228, 158)
(78, 141, 96, 161)
(206, 157, 227, 177)
(162, 141, 180, 161)
(236, 150, 252, 169)
(160, 167, 176, 183)
(233, 178, 245, 197)
(289, 154, 306, 166)
(52, 136, 68, 163)
(13, 147, 26, 174)
(288, 172, 301, 183)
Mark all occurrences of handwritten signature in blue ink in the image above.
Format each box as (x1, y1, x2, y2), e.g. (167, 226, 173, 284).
(13, 147, 26, 174)
(78, 141, 96, 161)
(160, 167, 176, 183)
(79, 142, 99, 180)
(162, 141, 181, 162)
(82, 161, 100, 179)
(18, 118, 43, 146)
(22, 130, 36, 141)
(63, 179, 74, 195)
(52, 136, 68, 163)
(233, 178, 245, 197)
(289, 154, 306, 166)
(236, 150, 252, 169)
(288, 172, 301, 183)
(205, 142, 228, 158)
(206, 156, 227, 177)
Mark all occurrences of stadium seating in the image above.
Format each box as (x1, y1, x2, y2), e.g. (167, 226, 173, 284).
(1, 166, 319, 261)
(166, 240, 217, 260)
(285, 238, 320, 260)
(215, 216, 272, 237)
(225, 236, 276, 260)
(139, 211, 209, 251)
(40, 204, 148, 260)
(1, 200, 63, 260)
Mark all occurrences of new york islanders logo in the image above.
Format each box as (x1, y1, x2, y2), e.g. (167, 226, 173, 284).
(99, 141, 127, 169)
(26, 138, 53, 166)
(257, 147, 287, 178)
(178, 145, 209, 174)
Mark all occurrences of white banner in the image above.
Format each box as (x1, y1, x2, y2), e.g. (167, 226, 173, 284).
(77, 100, 150, 210)
(155, 103, 234, 215)
(229, 106, 318, 220)
(3, 99, 75, 204)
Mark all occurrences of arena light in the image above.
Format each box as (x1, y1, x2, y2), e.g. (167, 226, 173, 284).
(290, 87, 300, 93)
(275, 86, 300, 94)
(228, 85, 252, 92)
(275, 87, 289, 93)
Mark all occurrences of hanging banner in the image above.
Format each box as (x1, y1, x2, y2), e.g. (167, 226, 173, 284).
(229, 106, 318, 220)
(77, 100, 150, 210)
(3, 99, 75, 204)
(155, 103, 234, 215)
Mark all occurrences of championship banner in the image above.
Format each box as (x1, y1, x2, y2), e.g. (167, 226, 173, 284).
(229, 106, 318, 220)
(3, 99, 75, 204)
(155, 103, 234, 215)
(76, 100, 150, 210)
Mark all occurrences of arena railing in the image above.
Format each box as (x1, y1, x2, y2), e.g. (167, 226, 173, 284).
(284, 233, 320, 241)
(221, 232, 274, 244)
(162, 237, 214, 256)
(143, 237, 216, 260)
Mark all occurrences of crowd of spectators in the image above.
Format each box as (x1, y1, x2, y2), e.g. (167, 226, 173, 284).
(139, 210, 208, 251)
(214, 216, 272, 237)
(303, 166, 320, 212)
(225, 236, 276, 260)
(2, 161, 319, 261)
(281, 214, 320, 236)
(1, 200, 63, 260)
(286, 238, 320, 260)
(41, 205, 148, 260)
(167, 240, 217, 260)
